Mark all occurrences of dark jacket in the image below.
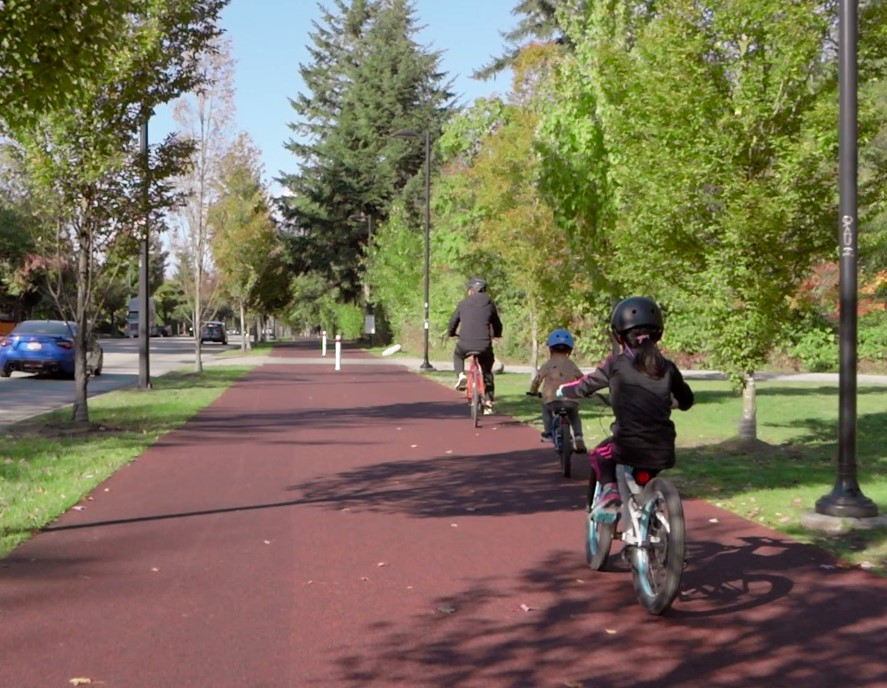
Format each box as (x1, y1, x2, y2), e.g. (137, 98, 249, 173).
(446, 292, 503, 351)
(560, 352, 694, 470)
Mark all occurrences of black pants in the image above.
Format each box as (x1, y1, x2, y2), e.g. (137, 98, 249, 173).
(453, 341, 495, 400)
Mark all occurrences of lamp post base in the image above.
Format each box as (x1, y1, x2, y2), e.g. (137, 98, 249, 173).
(419, 360, 434, 371)
(815, 485, 879, 518)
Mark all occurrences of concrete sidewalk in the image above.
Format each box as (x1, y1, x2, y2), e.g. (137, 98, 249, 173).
(2, 340, 887, 687)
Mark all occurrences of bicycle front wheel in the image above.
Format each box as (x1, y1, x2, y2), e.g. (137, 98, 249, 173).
(585, 476, 614, 570)
(631, 477, 685, 615)
(557, 420, 572, 478)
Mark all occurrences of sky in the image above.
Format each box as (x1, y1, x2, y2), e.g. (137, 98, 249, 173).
(153, 0, 519, 194)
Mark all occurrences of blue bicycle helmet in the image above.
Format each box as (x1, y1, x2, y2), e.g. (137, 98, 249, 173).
(546, 328, 574, 350)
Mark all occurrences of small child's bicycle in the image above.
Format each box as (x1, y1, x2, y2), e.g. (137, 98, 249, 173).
(586, 459, 686, 615)
(527, 392, 575, 478)
(464, 352, 485, 427)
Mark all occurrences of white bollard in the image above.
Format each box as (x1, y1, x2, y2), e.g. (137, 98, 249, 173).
(335, 334, 342, 371)
(322, 330, 327, 357)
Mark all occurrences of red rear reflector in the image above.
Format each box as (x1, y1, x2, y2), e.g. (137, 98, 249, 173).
(635, 470, 652, 485)
(57, 340, 74, 349)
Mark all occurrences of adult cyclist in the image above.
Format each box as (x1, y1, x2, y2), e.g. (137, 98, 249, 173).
(447, 277, 503, 414)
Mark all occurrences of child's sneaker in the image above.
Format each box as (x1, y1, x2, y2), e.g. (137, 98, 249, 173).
(574, 436, 587, 453)
(454, 372, 467, 390)
(592, 483, 621, 523)
(540, 432, 552, 443)
(482, 399, 494, 415)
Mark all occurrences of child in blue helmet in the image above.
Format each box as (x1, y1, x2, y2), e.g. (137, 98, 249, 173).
(528, 328, 587, 453)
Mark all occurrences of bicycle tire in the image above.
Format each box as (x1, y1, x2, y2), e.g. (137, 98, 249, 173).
(557, 419, 572, 478)
(585, 476, 614, 570)
(631, 477, 685, 615)
(469, 367, 480, 427)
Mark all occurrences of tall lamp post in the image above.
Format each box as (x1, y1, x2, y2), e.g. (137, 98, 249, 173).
(392, 129, 434, 370)
(138, 118, 151, 390)
(815, 0, 877, 518)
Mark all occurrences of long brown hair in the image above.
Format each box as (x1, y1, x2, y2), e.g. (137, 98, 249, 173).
(623, 327, 665, 379)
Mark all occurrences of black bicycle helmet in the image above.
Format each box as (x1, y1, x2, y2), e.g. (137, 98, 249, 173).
(610, 296, 663, 340)
(467, 277, 487, 293)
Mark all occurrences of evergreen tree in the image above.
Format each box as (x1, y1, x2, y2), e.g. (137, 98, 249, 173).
(279, 0, 454, 303)
(472, 0, 585, 80)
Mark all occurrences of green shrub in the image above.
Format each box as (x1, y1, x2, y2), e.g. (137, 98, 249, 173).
(786, 327, 838, 372)
(859, 310, 887, 362)
(332, 302, 364, 340)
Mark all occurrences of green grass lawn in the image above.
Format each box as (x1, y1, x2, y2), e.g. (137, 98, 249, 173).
(0, 368, 250, 557)
(426, 369, 887, 573)
(3, 356, 886, 575)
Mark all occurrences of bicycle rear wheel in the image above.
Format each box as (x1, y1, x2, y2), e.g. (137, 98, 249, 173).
(585, 476, 614, 570)
(557, 419, 572, 478)
(470, 372, 480, 427)
(631, 477, 685, 615)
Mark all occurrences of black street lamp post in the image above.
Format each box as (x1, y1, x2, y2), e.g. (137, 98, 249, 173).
(138, 118, 151, 390)
(392, 129, 434, 371)
(815, 0, 877, 518)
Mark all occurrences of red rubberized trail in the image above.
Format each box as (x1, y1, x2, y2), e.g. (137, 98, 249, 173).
(2, 341, 887, 688)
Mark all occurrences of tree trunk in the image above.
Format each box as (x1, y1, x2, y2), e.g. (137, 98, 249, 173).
(240, 300, 250, 352)
(529, 308, 539, 378)
(71, 232, 90, 424)
(193, 305, 203, 373)
(738, 372, 757, 440)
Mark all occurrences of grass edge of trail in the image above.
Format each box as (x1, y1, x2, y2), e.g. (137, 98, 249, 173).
(0, 366, 251, 559)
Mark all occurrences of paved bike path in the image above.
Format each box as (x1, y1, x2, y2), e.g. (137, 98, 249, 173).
(2, 341, 887, 688)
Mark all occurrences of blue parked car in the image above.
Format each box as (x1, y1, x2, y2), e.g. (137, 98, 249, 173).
(0, 320, 103, 379)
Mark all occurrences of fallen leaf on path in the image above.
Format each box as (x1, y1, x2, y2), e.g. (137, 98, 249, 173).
(708, 518, 719, 524)
(264, 540, 272, 545)
(72, 506, 86, 511)
(410, 444, 418, 448)
(519, 603, 533, 612)
(437, 605, 457, 614)
(446, 450, 453, 454)
(450, 523, 458, 528)
(377, 562, 387, 567)
(69, 679, 93, 686)
(859, 561, 874, 570)
(150, 567, 160, 572)
(361, 576, 369, 581)
(604, 629, 617, 635)
(465, 507, 476, 512)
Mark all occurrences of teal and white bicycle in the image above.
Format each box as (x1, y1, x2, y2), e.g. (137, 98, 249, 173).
(585, 456, 686, 615)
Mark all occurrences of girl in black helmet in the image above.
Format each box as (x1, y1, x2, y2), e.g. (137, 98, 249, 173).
(557, 297, 694, 521)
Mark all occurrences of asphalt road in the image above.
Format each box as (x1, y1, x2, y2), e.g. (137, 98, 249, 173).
(0, 335, 241, 428)
(2, 341, 887, 688)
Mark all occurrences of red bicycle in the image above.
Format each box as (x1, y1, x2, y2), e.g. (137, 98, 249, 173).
(464, 352, 485, 427)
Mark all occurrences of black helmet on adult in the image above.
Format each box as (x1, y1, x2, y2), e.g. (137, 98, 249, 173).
(467, 277, 487, 293)
(610, 296, 663, 340)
